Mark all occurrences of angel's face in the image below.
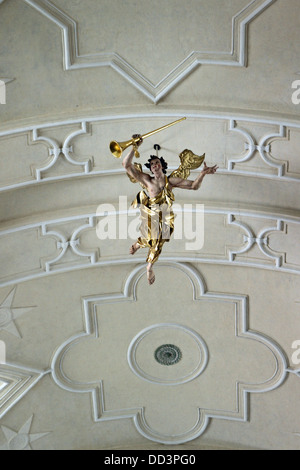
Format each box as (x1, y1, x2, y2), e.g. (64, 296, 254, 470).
(150, 158, 163, 175)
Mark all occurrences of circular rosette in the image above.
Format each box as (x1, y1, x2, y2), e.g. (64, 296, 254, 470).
(154, 344, 182, 366)
(127, 323, 209, 385)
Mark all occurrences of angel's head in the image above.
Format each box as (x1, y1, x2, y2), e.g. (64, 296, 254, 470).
(145, 156, 168, 175)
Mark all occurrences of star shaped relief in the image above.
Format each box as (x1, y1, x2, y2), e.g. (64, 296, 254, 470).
(0, 287, 35, 338)
(0, 415, 50, 450)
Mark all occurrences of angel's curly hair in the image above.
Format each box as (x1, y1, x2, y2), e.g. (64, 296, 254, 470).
(145, 156, 168, 174)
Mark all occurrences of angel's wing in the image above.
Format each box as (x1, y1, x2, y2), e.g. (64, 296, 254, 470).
(169, 149, 205, 180)
(126, 162, 147, 189)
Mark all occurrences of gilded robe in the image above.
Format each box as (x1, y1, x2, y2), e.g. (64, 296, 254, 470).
(131, 175, 175, 264)
(127, 149, 205, 264)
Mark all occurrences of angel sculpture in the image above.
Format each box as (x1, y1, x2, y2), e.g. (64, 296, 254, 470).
(122, 135, 218, 285)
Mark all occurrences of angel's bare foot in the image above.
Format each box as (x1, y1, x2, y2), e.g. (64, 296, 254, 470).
(130, 242, 140, 255)
(147, 264, 155, 285)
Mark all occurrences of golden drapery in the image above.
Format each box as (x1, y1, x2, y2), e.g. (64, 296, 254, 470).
(127, 149, 205, 264)
(131, 176, 175, 264)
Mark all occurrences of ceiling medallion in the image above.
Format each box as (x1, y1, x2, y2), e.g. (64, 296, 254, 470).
(154, 344, 182, 366)
(127, 323, 209, 385)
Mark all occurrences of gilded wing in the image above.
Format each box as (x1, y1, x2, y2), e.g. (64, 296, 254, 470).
(169, 149, 205, 180)
(126, 162, 147, 189)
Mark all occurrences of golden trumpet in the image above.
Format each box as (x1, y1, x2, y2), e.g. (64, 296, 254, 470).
(109, 117, 186, 158)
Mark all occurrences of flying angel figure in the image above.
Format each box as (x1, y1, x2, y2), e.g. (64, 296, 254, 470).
(123, 135, 218, 285)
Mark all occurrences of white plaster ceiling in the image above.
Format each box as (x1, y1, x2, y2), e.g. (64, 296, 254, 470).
(0, 0, 300, 450)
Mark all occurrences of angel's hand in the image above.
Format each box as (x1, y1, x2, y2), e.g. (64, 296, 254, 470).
(201, 162, 218, 176)
(132, 134, 143, 147)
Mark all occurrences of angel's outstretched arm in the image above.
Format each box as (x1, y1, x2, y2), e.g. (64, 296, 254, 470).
(122, 136, 151, 188)
(169, 162, 218, 191)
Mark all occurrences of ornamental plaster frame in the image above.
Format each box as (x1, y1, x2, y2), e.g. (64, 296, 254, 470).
(0, 205, 298, 288)
(50, 262, 289, 445)
(32, 122, 92, 181)
(0, 111, 299, 193)
(23, 0, 277, 103)
(0, 362, 50, 419)
(0, 263, 298, 443)
(0, 204, 298, 288)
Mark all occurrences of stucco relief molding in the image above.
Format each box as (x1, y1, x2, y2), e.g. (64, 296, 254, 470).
(0, 265, 298, 431)
(23, 0, 277, 103)
(0, 207, 298, 287)
(228, 215, 285, 267)
(0, 414, 50, 450)
(228, 120, 288, 176)
(0, 78, 14, 85)
(0, 286, 36, 338)
(287, 368, 300, 379)
(0, 112, 298, 193)
(0, 77, 14, 95)
(50, 262, 289, 445)
(40, 217, 98, 272)
(0, 263, 297, 444)
(31, 121, 92, 180)
(0, 362, 49, 420)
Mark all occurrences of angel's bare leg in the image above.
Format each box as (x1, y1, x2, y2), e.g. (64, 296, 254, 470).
(147, 262, 155, 285)
(130, 241, 140, 255)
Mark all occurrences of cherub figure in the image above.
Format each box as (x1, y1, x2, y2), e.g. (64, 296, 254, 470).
(122, 135, 218, 285)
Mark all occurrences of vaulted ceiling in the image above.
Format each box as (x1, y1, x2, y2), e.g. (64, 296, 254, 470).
(0, 0, 300, 450)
